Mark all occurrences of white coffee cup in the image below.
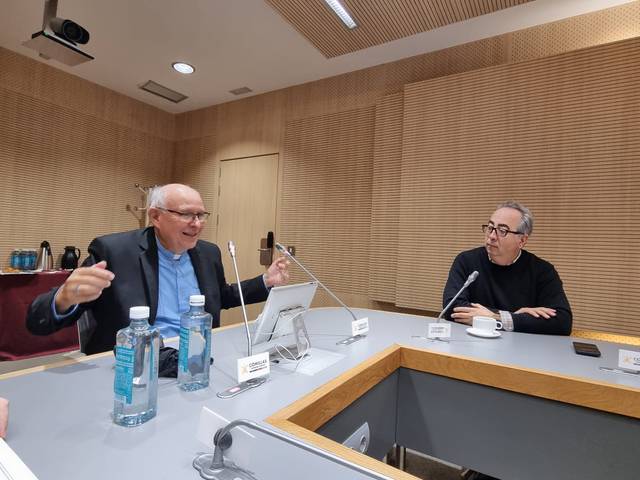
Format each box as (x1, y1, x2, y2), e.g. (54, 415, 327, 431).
(472, 316, 503, 332)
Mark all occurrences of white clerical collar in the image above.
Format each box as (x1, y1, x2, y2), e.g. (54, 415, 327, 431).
(155, 237, 183, 261)
(488, 249, 522, 266)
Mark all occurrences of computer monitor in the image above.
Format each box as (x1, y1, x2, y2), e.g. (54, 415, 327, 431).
(251, 281, 317, 356)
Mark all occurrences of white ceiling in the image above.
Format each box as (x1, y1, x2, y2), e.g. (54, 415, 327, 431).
(0, 0, 634, 114)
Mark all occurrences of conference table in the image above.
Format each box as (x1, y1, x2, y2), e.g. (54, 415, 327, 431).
(1, 308, 639, 479)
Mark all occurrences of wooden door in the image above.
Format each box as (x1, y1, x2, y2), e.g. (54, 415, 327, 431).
(216, 154, 279, 326)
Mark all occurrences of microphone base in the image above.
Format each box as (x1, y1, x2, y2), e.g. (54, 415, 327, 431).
(411, 335, 450, 343)
(336, 334, 366, 346)
(216, 376, 267, 399)
(193, 453, 258, 480)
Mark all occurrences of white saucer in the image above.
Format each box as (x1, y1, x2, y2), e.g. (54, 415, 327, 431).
(466, 327, 501, 338)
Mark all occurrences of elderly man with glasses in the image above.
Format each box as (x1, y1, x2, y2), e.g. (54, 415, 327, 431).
(27, 184, 290, 354)
(443, 200, 572, 335)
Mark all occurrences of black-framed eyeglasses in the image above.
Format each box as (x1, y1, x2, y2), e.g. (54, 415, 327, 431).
(482, 224, 522, 238)
(157, 207, 211, 222)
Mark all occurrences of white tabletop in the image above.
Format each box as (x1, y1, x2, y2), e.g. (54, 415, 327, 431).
(1, 307, 638, 479)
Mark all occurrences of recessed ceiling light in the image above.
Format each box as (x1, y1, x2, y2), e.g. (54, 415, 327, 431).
(324, 0, 357, 29)
(172, 62, 195, 74)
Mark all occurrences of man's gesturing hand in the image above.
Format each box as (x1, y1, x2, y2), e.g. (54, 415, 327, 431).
(264, 256, 290, 287)
(55, 261, 115, 313)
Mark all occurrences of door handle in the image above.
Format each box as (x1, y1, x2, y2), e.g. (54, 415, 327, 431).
(258, 231, 274, 266)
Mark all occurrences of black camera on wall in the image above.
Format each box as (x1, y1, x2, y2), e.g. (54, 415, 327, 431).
(49, 17, 90, 45)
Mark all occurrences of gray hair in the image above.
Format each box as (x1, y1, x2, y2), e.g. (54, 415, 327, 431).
(148, 185, 166, 209)
(496, 200, 534, 235)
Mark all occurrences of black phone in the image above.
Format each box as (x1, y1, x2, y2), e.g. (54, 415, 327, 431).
(572, 341, 601, 357)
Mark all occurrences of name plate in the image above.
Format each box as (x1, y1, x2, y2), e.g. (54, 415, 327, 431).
(427, 322, 451, 339)
(237, 352, 270, 383)
(618, 349, 640, 372)
(351, 317, 370, 336)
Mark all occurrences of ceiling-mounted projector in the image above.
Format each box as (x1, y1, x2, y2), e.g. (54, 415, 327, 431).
(22, 0, 93, 67)
(48, 17, 90, 45)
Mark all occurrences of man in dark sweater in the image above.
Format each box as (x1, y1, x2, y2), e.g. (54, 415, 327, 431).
(444, 200, 572, 335)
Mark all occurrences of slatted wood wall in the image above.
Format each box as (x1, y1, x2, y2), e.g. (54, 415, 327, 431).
(510, 2, 640, 63)
(369, 93, 403, 304)
(397, 37, 640, 335)
(172, 135, 218, 241)
(279, 108, 375, 307)
(0, 49, 174, 269)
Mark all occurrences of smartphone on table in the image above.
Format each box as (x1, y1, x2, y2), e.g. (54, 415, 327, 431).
(572, 341, 601, 357)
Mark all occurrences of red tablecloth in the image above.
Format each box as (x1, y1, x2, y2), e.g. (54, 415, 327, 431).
(0, 271, 79, 361)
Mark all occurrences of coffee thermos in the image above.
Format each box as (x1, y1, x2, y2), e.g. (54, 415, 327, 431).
(36, 241, 54, 271)
(61, 246, 81, 270)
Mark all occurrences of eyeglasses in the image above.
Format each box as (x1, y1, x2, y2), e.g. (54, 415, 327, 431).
(157, 207, 211, 223)
(482, 224, 522, 238)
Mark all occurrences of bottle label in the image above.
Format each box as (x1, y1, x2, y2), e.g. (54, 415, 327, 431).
(178, 327, 190, 373)
(114, 346, 134, 404)
(205, 330, 212, 365)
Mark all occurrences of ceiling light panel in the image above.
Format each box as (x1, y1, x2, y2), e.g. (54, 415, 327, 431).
(324, 0, 357, 29)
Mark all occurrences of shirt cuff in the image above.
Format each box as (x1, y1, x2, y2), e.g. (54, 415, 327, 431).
(52, 289, 78, 321)
(262, 274, 270, 291)
(499, 310, 514, 331)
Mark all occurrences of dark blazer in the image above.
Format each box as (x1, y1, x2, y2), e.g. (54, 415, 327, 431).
(26, 228, 268, 354)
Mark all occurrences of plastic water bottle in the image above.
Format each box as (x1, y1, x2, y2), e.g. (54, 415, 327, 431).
(10, 250, 20, 270)
(178, 294, 212, 391)
(18, 250, 27, 270)
(113, 306, 160, 426)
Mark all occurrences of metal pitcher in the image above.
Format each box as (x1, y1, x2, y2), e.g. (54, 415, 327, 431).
(36, 241, 54, 271)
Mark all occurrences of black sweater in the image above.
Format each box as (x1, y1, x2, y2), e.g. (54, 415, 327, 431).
(443, 247, 572, 335)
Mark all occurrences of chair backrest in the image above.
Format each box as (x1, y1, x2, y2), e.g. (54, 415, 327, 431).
(76, 310, 97, 354)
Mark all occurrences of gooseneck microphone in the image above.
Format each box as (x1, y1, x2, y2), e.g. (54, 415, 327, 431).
(275, 243, 357, 322)
(437, 270, 479, 322)
(228, 241, 252, 357)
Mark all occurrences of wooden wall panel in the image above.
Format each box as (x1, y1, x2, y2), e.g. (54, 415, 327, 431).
(0, 87, 174, 269)
(214, 90, 285, 162)
(510, 1, 640, 63)
(398, 37, 640, 335)
(369, 93, 403, 304)
(172, 135, 218, 243)
(283, 35, 508, 123)
(175, 107, 218, 142)
(0, 47, 175, 269)
(0, 48, 174, 139)
(279, 108, 374, 308)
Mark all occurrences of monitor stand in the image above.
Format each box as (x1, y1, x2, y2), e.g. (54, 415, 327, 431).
(269, 346, 306, 362)
(268, 312, 311, 362)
